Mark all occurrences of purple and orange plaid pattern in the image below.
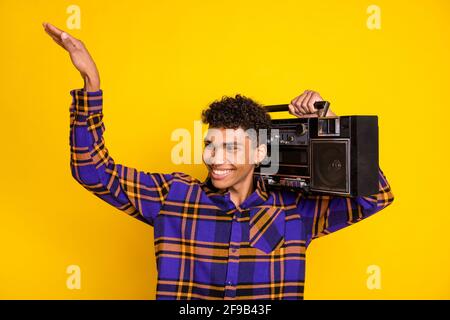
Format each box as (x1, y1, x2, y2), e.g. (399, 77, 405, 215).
(69, 89, 394, 299)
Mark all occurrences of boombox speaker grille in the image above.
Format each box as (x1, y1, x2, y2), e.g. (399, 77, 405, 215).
(311, 139, 349, 193)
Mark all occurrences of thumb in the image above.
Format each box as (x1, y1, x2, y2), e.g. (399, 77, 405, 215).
(60, 32, 75, 50)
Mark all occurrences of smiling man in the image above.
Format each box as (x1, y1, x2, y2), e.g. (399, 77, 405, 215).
(201, 96, 271, 206)
(44, 22, 394, 300)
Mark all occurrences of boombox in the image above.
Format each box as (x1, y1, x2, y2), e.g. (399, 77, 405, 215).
(254, 101, 379, 197)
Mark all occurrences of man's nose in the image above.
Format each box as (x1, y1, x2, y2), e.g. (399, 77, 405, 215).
(210, 148, 226, 165)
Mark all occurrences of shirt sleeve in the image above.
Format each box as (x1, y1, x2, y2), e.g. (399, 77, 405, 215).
(69, 88, 173, 226)
(299, 167, 394, 247)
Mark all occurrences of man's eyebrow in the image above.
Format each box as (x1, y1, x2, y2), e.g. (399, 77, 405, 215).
(203, 139, 244, 146)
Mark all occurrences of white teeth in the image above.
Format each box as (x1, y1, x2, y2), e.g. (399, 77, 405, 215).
(212, 169, 232, 176)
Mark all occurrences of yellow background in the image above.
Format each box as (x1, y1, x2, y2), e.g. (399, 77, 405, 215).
(0, 0, 449, 299)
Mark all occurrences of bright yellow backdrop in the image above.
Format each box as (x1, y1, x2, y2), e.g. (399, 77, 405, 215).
(0, 0, 449, 299)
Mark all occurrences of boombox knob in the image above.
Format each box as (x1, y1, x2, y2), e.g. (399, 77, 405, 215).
(296, 123, 307, 136)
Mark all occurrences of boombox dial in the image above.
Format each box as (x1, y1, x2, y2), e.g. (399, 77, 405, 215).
(296, 123, 307, 136)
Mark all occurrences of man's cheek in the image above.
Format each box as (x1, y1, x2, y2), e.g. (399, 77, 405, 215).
(235, 151, 248, 165)
(202, 151, 211, 165)
(244, 149, 254, 165)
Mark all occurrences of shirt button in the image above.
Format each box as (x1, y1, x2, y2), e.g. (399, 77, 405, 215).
(227, 281, 233, 286)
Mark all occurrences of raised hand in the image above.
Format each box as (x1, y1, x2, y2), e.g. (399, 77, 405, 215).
(43, 22, 100, 91)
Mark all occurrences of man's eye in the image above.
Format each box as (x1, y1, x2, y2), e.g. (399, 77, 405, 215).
(226, 145, 238, 151)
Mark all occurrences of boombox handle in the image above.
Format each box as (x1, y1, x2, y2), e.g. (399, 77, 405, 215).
(264, 101, 330, 117)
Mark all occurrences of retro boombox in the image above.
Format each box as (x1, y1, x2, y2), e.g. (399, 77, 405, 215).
(254, 101, 379, 197)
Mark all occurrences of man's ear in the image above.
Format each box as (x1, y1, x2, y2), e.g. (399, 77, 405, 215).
(255, 143, 267, 165)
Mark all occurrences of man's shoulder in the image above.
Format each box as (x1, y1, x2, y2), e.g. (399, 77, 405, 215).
(169, 171, 203, 186)
(269, 189, 302, 211)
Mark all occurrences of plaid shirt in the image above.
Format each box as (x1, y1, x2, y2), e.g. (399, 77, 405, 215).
(69, 89, 394, 300)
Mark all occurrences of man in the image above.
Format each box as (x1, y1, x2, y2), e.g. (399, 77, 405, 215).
(43, 22, 394, 300)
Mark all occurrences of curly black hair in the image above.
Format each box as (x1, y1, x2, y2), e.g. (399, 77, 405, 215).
(201, 94, 272, 133)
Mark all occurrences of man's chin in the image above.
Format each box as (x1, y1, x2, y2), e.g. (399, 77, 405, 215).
(211, 178, 233, 190)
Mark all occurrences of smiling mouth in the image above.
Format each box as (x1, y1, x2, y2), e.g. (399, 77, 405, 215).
(210, 168, 235, 179)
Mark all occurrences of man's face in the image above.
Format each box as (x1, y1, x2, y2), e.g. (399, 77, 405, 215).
(202, 127, 266, 190)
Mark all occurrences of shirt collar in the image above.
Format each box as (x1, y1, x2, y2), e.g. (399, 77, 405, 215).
(200, 173, 269, 211)
(200, 173, 285, 254)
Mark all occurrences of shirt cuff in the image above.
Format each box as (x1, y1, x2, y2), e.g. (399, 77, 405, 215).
(70, 88, 103, 113)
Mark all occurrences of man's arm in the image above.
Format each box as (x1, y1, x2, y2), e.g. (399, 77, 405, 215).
(299, 167, 394, 247)
(42, 22, 173, 225)
(69, 88, 173, 225)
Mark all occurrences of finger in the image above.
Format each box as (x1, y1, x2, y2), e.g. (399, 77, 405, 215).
(60, 32, 79, 51)
(294, 102, 304, 116)
(44, 28, 67, 49)
(44, 28, 64, 45)
(305, 92, 320, 114)
(292, 90, 308, 108)
(45, 23, 79, 50)
(288, 103, 299, 117)
(44, 22, 65, 37)
(300, 113, 318, 118)
(51, 37, 66, 49)
(44, 27, 62, 43)
(299, 90, 313, 114)
(43, 22, 76, 49)
(291, 91, 307, 116)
